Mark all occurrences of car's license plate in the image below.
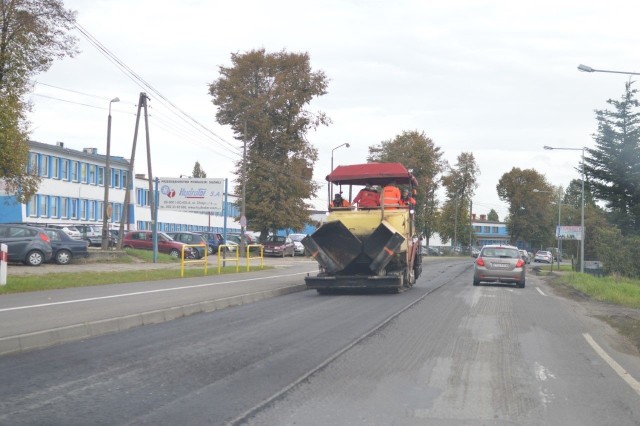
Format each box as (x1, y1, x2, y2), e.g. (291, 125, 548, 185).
(493, 263, 509, 268)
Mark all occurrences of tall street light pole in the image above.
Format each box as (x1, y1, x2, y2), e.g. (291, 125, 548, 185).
(101, 97, 120, 250)
(330, 142, 350, 199)
(577, 64, 640, 76)
(543, 146, 585, 273)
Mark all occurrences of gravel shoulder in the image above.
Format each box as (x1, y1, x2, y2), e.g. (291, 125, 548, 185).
(545, 272, 640, 355)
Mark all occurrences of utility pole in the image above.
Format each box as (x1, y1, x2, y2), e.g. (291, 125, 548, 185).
(240, 119, 247, 257)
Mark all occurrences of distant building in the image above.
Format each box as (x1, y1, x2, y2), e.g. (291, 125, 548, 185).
(471, 213, 510, 246)
(0, 141, 241, 235)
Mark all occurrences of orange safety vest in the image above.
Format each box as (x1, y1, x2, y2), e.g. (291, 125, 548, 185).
(382, 185, 401, 209)
(353, 189, 380, 207)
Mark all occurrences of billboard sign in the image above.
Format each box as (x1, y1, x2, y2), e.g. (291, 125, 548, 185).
(556, 225, 583, 241)
(158, 178, 225, 213)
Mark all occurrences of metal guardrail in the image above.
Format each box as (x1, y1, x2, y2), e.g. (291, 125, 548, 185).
(217, 244, 240, 273)
(245, 244, 264, 271)
(180, 244, 208, 277)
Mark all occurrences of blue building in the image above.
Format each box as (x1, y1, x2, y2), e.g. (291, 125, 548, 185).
(0, 141, 241, 234)
(472, 214, 510, 246)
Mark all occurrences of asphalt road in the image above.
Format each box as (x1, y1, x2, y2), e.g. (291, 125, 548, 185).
(1, 258, 639, 425)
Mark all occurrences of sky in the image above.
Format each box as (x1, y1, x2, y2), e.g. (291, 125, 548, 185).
(27, 0, 640, 220)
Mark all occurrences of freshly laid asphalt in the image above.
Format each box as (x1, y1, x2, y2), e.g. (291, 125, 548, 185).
(0, 255, 319, 355)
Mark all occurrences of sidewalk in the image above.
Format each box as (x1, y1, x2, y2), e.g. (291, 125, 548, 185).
(1, 256, 317, 355)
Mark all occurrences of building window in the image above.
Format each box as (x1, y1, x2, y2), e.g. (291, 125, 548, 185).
(71, 161, 78, 181)
(88, 200, 96, 220)
(492, 226, 499, 233)
(52, 157, 60, 179)
(28, 153, 37, 174)
(51, 197, 59, 218)
(89, 165, 96, 184)
(79, 199, 87, 220)
(40, 155, 49, 177)
(61, 198, 68, 218)
(113, 170, 120, 188)
(39, 195, 49, 218)
(122, 171, 128, 189)
(27, 197, 37, 217)
(61, 159, 69, 180)
(70, 199, 78, 219)
(98, 201, 103, 221)
(80, 163, 87, 183)
(98, 167, 104, 186)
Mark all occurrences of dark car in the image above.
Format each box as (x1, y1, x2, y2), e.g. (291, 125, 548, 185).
(262, 235, 295, 257)
(43, 228, 89, 265)
(121, 230, 197, 258)
(0, 224, 53, 266)
(165, 232, 207, 258)
(197, 232, 225, 255)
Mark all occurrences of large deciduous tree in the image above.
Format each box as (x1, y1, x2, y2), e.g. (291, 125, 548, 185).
(438, 152, 479, 248)
(367, 130, 445, 244)
(496, 168, 552, 247)
(584, 81, 640, 236)
(209, 49, 329, 237)
(0, 0, 77, 202)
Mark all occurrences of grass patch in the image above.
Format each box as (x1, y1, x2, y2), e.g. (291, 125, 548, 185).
(0, 264, 273, 295)
(123, 248, 181, 263)
(560, 273, 640, 309)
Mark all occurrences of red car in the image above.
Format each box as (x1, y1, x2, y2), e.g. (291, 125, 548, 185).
(262, 235, 295, 257)
(121, 230, 197, 258)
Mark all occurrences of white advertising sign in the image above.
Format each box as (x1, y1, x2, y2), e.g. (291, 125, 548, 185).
(158, 178, 225, 213)
(556, 225, 583, 241)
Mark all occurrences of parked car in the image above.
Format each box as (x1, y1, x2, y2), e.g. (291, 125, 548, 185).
(226, 233, 257, 252)
(164, 232, 207, 258)
(262, 235, 295, 257)
(197, 232, 225, 255)
(43, 228, 89, 265)
(0, 224, 53, 266)
(288, 233, 307, 255)
(121, 230, 197, 258)
(534, 250, 553, 263)
(471, 247, 481, 258)
(46, 224, 82, 240)
(473, 244, 525, 288)
(519, 249, 532, 264)
(74, 224, 103, 246)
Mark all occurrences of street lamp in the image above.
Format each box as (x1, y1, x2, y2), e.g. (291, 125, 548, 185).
(533, 188, 563, 269)
(101, 97, 120, 250)
(330, 142, 350, 200)
(543, 145, 585, 273)
(331, 142, 350, 172)
(577, 64, 640, 76)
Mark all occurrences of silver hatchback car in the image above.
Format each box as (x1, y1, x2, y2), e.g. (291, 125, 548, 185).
(473, 244, 525, 288)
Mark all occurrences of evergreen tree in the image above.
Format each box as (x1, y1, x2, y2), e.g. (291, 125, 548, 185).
(487, 209, 499, 222)
(584, 81, 640, 236)
(192, 161, 207, 178)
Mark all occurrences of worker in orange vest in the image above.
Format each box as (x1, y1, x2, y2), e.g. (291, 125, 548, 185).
(330, 192, 350, 210)
(400, 188, 416, 207)
(353, 184, 380, 208)
(382, 182, 401, 210)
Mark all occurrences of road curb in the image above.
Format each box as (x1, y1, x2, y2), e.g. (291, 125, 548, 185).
(0, 283, 308, 356)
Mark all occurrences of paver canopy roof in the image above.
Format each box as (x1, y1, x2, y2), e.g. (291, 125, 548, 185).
(326, 162, 418, 186)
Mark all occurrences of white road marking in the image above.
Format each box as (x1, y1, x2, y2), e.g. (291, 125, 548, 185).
(583, 333, 640, 396)
(0, 271, 311, 313)
(536, 287, 546, 296)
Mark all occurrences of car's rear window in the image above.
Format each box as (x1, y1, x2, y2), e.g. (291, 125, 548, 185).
(481, 248, 519, 258)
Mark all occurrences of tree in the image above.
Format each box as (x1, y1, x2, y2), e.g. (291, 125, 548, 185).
(496, 168, 552, 247)
(0, 0, 78, 203)
(367, 130, 445, 244)
(209, 49, 329, 237)
(487, 209, 499, 222)
(438, 152, 479, 249)
(192, 161, 206, 178)
(584, 81, 640, 236)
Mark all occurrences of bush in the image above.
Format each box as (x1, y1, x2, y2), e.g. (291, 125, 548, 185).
(592, 227, 640, 279)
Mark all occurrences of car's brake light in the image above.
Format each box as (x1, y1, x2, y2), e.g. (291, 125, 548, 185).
(516, 259, 525, 268)
(475, 257, 485, 267)
(38, 232, 50, 242)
